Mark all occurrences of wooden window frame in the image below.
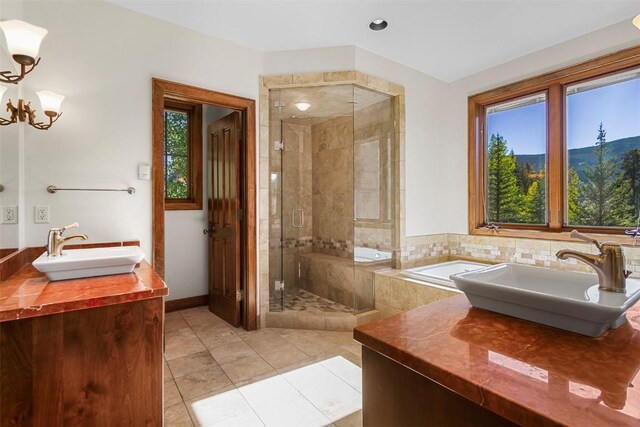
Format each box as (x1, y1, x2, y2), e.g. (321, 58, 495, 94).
(164, 99, 203, 210)
(469, 44, 640, 241)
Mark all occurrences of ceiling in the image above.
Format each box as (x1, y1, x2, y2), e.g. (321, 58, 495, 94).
(274, 84, 391, 124)
(106, 0, 640, 82)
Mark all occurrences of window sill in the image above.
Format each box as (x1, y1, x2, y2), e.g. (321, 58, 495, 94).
(165, 200, 203, 211)
(470, 227, 637, 246)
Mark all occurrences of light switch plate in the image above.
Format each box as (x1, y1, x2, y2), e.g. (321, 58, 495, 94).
(138, 164, 151, 180)
(35, 206, 50, 223)
(2, 206, 17, 224)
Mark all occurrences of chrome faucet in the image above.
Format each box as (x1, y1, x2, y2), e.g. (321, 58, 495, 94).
(556, 230, 631, 293)
(47, 222, 88, 257)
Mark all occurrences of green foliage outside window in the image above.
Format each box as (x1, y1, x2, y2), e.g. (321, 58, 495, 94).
(164, 110, 189, 199)
(568, 123, 634, 227)
(487, 123, 639, 228)
(487, 134, 525, 223)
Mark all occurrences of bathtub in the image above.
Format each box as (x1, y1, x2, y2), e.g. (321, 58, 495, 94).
(354, 247, 393, 263)
(402, 260, 489, 288)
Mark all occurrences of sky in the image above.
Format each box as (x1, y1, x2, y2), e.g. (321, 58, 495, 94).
(486, 77, 640, 155)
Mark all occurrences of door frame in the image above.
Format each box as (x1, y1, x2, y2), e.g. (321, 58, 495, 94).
(151, 78, 257, 331)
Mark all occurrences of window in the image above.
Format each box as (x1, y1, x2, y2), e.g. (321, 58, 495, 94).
(164, 99, 202, 210)
(469, 45, 640, 237)
(485, 94, 547, 225)
(565, 69, 640, 228)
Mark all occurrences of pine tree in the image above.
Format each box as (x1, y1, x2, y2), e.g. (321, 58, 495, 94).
(621, 148, 640, 213)
(567, 168, 583, 224)
(515, 161, 533, 193)
(487, 133, 521, 223)
(578, 123, 634, 226)
(521, 170, 545, 223)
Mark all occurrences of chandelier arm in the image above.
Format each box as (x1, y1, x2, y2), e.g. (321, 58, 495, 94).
(0, 58, 41, 84)
(0, 116, 15, 126)
(28, 112, 61, 131)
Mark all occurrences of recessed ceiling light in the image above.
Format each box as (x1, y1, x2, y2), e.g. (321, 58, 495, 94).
(634, 14, 640, 30)
(369, 19, 388, 31)
(295, 102, 311, 111)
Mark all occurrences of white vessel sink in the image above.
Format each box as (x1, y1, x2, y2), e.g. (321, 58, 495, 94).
(450, 263, 640, 337)
(33, 246, 145, 281)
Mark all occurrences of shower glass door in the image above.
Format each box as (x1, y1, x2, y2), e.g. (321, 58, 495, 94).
(269, 85, 358, 313)
(269, 84, 393, 315)
(268, 89, 284, 311)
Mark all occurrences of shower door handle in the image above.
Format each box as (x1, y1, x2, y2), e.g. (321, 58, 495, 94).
(292, 209, 304, 228)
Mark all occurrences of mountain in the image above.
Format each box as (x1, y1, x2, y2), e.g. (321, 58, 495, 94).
(514, 135, 640, 179)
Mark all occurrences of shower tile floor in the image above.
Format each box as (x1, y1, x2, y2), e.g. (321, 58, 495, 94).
(269, 288, 353, 313)
(164, 306, 363, 427)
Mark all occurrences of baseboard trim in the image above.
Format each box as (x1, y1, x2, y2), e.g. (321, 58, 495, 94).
(165, 295, 209, 313)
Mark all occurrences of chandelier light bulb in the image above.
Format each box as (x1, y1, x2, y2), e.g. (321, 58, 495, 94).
(0, 20, 48, 65)
(36, 90, 64, 116)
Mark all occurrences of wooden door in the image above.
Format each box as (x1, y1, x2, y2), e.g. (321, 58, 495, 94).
(207, 112, 242, 326)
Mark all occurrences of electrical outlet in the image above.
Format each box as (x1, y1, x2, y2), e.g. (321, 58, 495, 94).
(35, 205, 50, 224)
(2, 206, 17, 224)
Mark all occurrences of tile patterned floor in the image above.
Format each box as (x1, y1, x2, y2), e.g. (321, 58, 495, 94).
(269, 287, 354, 313)
(164, 306, 363, 427)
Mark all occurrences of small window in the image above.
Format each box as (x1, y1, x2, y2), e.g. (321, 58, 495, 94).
(164, 100, 202, 210)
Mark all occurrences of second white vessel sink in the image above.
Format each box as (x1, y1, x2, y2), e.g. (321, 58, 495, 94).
(33, 246, 145, 281)
(450, 263, 640, 337)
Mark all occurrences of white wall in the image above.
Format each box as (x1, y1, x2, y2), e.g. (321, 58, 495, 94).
(263, 46, 356, 74)
(21, 0, 263, 262)
(0, 83, 21, 249)
(444, 20, 640, 234)
(164, 105, 233, 301)
(0, 1, 26, 251)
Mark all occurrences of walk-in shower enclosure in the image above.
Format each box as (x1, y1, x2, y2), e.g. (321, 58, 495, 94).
(269, 84, 395, 314)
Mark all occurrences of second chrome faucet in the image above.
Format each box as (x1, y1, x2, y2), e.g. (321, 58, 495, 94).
(556, 230, 631, 293)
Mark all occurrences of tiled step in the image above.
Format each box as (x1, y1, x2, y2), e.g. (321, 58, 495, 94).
(266, 309, 379, 331)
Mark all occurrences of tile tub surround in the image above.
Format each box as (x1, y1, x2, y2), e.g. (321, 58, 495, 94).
(164, 306, 364, 426)
(354, 295, 640, 427)
(401, 233, 640, 277)
(259, 71, 406, 327)
(373, 268, 459, 318)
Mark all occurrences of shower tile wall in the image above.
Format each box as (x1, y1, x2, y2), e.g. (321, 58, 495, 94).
(354, 98, 394, 252)
(311, 116, 354, 258)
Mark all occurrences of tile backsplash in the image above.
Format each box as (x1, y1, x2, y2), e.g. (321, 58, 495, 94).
(402, 233, 640, 276)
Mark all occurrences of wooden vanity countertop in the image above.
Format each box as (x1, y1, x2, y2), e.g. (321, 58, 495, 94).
(0, 261, 167, 322)
(354, 294, 640, 427)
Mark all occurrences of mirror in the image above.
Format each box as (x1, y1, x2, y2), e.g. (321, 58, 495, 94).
(0, 24, 23, 260)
